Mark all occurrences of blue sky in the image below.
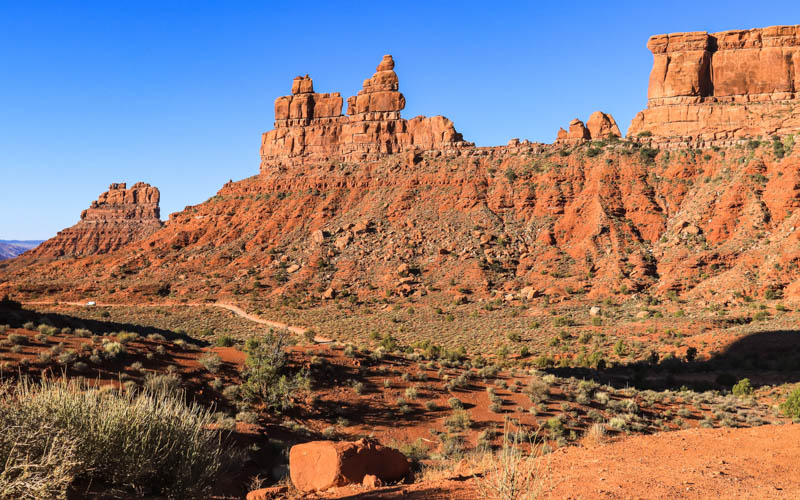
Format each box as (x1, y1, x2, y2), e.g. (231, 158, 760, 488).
(1, 1, 798, 239)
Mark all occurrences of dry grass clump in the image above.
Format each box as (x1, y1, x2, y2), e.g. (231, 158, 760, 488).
(0, 377, 234, 499)
(580, 423, 606, 447)
(474, 420, 548, 500)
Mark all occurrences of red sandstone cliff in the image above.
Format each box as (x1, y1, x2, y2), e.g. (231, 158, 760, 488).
(25, 182, 162, 259)
(629, 25, 800, 145)
(3, 28, 800, 307)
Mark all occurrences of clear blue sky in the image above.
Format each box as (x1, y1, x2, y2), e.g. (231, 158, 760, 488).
(2, 1, 798, 239)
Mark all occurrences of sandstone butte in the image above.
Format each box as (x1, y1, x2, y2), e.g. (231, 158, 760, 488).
(24, 182, 162, 260)
(628, 24, 800, 146)
(1, 26, 799, 306)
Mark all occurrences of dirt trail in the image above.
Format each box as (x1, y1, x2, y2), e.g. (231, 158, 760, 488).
(23, 300, 333, 343)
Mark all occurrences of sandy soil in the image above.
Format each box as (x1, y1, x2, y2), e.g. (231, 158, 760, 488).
(542, 423, 800, 499)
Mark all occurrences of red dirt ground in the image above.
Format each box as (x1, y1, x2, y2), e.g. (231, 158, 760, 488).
(296, 423, 800, 499)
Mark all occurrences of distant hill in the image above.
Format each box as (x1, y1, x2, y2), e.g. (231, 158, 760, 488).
(0, 240, 43, 260)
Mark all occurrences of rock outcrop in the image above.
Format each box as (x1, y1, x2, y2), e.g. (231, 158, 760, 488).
(289, 439, 410, 492)
(556, 112, 621, 144)
(260, 55, 472, 170)
(27, 182, 162, 259)
(629, 25, 800, 145)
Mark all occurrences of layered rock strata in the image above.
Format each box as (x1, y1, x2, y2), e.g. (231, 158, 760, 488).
(29, 182, 162, 259)
(629, 25, 800, 145)
(260, 55, 472, 171)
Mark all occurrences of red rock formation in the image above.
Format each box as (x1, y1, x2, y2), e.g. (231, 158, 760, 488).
(289, 439, 409, 492)
(27, 182, 162, 259)
(556, 118, 590, 144)
(556, 113, 620, 144)
(629, 25, 800, 145)
(260, 55, 472, 170)
(586, 111, 622, 139)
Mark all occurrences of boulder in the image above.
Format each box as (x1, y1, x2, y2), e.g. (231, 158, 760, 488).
(311, 229, 326, 244)
(289, 439, 409, 492)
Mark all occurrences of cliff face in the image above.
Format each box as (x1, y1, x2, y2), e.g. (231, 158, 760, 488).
(3, 28, 800, 306)
(260, 55, 472, 171)
(629, 25, 800, 145)
(3, 142, 799, 306)
(26, 182, 162, 259)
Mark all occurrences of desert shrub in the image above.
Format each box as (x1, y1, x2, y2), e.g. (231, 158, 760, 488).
(74, 328, 92, 338)
(215, 335, 235, 347)
(8, 334, 27, 346)
(240, 332, 309, 411)
(398, 438, 429, 462)
(545, 416, 564, 437)
(115, 331, 139, 344)
(507, 332, 522, 342)
(639, 147, 658, 164)
(732, 378, 754, 397)
(448, 397, 463, 409)
(102, 341, 125, 360)
(199, 352, 222, 374)
(525, 378, 550, 403)
(235, 411, 259, 424)
(780, 386, 800, 419)
(0, 377, 232, 498)
(57, 351, 77, 365)
(34, 325, 54, 336)
(444, 409, 471, 431)
(144, 372, 182, 395)
(608, 417, 627, 430)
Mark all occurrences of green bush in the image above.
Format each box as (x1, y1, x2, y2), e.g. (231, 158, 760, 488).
(780, 386, 800, 419)
(0, 378, 233, 498)
(732, 378, 754, 397)
(241, 332, 309, 411)
(215, 334, 235, 347)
